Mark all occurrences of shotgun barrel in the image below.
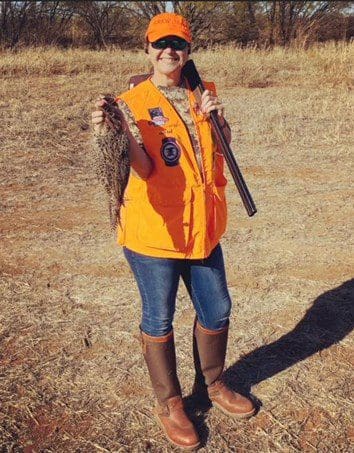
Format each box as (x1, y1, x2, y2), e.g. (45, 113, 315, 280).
(182, 59, 257, 217)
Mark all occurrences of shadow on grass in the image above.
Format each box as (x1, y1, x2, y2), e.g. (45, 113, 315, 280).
(182, 278, 353, 445)
(224, 278, 354, 400)
(183, 390, 211, 449)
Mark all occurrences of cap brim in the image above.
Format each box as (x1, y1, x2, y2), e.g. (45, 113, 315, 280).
(147, 30, 191, 43)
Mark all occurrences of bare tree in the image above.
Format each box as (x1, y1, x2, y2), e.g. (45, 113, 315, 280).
(172, 1, 226, 47)
(0, 1, 32, 47)
(247, 0, 260, 42)
(295, 1, 351, 45)
(221, 1, 262, 46)
(0, 1, 75, 47)
(42, 2, 74, 45)
(70, 1, 127, 49)
(259, 1, 352, 47)
(123, 1, 168, 20)
(27, 1, 74, 46)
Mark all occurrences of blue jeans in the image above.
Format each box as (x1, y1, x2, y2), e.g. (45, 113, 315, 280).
(123, 244, 232, 337)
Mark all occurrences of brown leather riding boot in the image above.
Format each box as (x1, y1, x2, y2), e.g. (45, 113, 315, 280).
(193, 320, 255, 419)
(141, 330, 200, 450)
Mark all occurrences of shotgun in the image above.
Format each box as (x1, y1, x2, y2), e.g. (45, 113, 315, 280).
(182, 59, 257, 217)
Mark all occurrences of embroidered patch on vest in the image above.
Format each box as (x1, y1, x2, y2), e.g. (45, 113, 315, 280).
(160, 138, 181, 167)
(148, 107, 169, 126)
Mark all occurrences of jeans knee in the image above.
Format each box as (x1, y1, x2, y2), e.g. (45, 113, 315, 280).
(201, 297, 231, 330)
(141, 315, 173, 337)
(201, 316, 229, 331)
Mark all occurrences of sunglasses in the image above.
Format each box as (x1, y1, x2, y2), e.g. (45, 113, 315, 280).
(151, 38, 188, 51)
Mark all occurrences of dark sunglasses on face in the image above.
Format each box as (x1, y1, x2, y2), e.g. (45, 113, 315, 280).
(151, 38, 188, 51)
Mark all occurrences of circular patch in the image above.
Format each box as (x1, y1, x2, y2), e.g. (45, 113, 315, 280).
(160, 138, 181, 167)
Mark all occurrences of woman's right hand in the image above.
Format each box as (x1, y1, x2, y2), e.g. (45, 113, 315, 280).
(91, 97, 109, 135)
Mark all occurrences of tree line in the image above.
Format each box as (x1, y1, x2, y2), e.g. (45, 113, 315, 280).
(1, 1, 353, 50)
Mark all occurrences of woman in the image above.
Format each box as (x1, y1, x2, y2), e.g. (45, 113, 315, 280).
(92, 12, 255, 450)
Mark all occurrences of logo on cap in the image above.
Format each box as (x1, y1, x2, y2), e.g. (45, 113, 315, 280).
(160, 138, 181, 167)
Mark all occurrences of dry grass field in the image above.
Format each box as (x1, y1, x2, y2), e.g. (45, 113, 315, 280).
(0, 43, 353, 452)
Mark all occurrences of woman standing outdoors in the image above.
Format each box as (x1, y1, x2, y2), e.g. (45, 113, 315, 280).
(92, 12, 255, 450)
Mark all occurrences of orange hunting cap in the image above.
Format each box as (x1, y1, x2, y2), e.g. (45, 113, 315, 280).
(145, 12, 192, 43)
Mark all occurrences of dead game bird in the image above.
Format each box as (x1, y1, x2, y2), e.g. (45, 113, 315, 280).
(92, 94, 130, 229)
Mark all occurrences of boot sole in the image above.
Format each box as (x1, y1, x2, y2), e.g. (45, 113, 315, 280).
(212, 401, 256, 419)
(154, 413, 201, 451)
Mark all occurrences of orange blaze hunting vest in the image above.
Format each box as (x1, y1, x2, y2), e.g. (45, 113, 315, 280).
(117, 79, 227, 259)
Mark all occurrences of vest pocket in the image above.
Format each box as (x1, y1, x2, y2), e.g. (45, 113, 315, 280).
(137, 189, 192, 252)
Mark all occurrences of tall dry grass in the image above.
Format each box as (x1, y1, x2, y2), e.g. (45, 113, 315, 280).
(0, 41, 353, 89)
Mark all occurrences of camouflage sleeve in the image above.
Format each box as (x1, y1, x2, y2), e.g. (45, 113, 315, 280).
(116, 98, 144, 147)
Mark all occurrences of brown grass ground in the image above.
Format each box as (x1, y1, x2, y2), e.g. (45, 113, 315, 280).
(0, 44, 353, 452)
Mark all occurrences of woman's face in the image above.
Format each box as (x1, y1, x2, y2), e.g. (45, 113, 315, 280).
(147, 36, 189, 78)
